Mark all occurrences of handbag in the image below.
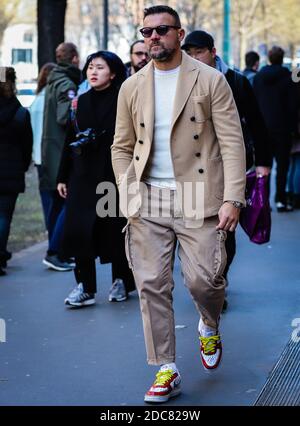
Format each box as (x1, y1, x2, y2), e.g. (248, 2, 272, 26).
(239, 170, 271, 244)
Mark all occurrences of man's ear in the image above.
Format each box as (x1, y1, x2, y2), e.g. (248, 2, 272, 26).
(178, 28, 185, 43)
(211, 47, 217, 59)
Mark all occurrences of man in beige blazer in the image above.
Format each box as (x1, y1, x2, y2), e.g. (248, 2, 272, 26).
(112, 5, 246, 404)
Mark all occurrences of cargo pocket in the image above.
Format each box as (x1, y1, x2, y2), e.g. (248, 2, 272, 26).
(122, 221, 134, 270)
(213, 230, 227, 280)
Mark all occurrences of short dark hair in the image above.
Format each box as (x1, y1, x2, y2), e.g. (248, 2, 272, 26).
(143, 5, 181, 27)
(130, 40, 145, 55)
(56, 42, 79, 65)
(245, 51, 260, 68)
(82, 51, 127, 89)
(268, 46, 284, 65)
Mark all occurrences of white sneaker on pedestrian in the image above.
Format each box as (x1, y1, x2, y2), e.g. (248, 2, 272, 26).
(198, 318, 222, 371)
(144, 364, 181, 403)
(64, 283, 95, 308)
(108, 279, 127, 302)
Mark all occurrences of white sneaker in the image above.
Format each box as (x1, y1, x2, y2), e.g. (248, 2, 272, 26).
(108, 279, 127, 302)
(198, 318, 222, 370)
(64, 283, 95, 307)
(144, 365, 181, 403)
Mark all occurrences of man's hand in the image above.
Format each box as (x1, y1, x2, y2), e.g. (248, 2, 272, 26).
(57, 183, 67, 198)
(255, 166, 271, 177)
(216, 202, 241, 232)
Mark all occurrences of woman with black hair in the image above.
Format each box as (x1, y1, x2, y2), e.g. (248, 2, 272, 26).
(57, 51, 135, 307)
(0, 67, 33, 276)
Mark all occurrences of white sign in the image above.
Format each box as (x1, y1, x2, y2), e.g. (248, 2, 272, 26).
(0, 319, 6, 343)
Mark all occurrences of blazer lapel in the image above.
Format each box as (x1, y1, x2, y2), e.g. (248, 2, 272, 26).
(137, 62, 154, 144)
(171, 52, 200, 130)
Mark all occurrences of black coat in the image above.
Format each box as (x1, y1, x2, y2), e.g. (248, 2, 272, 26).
(253, 64, 298, 135)
(57, 87, 127, 262)
(0, 96, 33, 194)
(225, 68, 272, 169)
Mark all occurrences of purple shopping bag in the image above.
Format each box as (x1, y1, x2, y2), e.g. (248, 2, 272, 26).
(239, 171, 271, 244)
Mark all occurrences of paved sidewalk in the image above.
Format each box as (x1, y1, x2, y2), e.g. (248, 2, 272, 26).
(0, 208, 299, 406)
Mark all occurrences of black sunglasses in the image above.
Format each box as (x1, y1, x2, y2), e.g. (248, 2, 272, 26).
(139, 25, 181, 38)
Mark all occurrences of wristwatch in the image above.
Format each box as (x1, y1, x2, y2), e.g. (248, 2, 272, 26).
(225, 200, 244, 209)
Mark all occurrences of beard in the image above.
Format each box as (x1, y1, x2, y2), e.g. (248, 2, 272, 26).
(149, 43, 176, 62)
(133, 60, 148, 72)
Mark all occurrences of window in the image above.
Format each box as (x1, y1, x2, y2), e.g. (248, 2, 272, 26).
(12, 49, 33, 64)
(24, 32, 33, 42)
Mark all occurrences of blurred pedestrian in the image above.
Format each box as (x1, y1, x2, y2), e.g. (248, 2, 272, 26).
(253, 46, 298, 212)
(30, 62, 56, 229)
(112, 5, 245, 403)
(243, 51, 260, 86)
(125, 40, 150, 77)
(0, 67, 33, 275)
(287, 77, 300, 208)
(57, 51, 135, 308)
(41, 42, 81, 271)
(182, 31, 271, 310)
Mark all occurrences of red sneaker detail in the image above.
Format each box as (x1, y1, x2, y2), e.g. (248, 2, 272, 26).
(144, 369, 181, 403)
(199, 335, 222, 370)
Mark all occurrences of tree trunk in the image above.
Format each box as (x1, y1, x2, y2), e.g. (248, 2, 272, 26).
(239, 30, 247, 70)
(37, 0, 67, 70)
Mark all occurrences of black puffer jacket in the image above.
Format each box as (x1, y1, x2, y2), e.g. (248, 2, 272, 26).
(0, 96, 33, 194)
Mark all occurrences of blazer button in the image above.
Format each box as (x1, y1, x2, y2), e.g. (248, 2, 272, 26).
(140, 122, 145, 127)
(135, 156, 139, 161)
(195, 152, 201, 157)
(198, 168, 204, 174)
(138, 140, 143, 144)
(190, 116, 196, 122)
(194, 134, 199, 140)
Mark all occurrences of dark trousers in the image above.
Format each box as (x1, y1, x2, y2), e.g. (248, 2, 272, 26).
(36, 165, 51, 231)
(270, 131, 292, 203)
(223, 230, 236, 281)
(74, 256, 135, 294)
(45, 191, 66, 257)
(0, 194, 18, 262)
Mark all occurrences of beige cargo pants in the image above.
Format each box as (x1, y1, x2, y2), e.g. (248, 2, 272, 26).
(124, 184, 227, 365)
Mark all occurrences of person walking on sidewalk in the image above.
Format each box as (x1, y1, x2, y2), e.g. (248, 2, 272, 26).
(41, 42, 81, 271)
(0, 67, 33, 275)
(30, 62, 56, 230)
(112, 5, 246, 403)
(287, 76, 300, 208)
(57, 51, 135, 308)
(181, 30, 272, 311)
(253, 46, 298, 212)
(243, 51, 260, 86)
